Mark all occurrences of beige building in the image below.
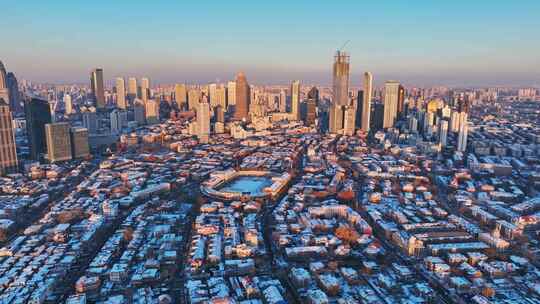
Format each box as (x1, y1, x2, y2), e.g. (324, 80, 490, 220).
(227, 81, 236, 107)
(291, 80, 300, 121)
(175, 84, 187, 108)
(127, 77, 137, 100)
(188, 88, 201, 111)
(140, 77, 150, 102)
(145, 99, 160, 124)
(361, 72, 373, 131)
(45, 122, 72, 162)
(116, 77, 127, 109)
(197, 98, 210, 144)
(0, 99, 17, 174)
(383, 81, 400, 129)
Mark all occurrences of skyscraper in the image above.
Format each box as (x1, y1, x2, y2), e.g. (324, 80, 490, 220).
(70, 127, 90, 159)
(0, 61, 9, 104)
(329, 105, 344, 134)
(175, 84, 187, 110)
(140, 77, 150, 102)
(343, 102, 356, 136)
(90, 68, 105, 108)
(305, 87, 319, 127)
(279, 89, 287, 113)
(215, 105, 225, 123)
(227, 81, 236, 108)
(116, 77, 127, 109)
(355, 90, 364, 129)
(209, 83, 217, 107)
(197, 97, 210, 144)
(25, 98, 52, 160)
(330, 51, 350, 133)
(333, 51, 350, 106)
(64, 94, 73, 115)
(110, 109, 126, 134)
(145, 99, 160, 124)
(371, 102, 384, 131)
(215, 85, 227, 109)
(361, 72, 373, 132)
(291, 80, 301, 121)
(439, 119, 449, 147)
(45, 122, 72, 162)
(397, 85, 405, 118)
(188, 89, 201, 110)
(0, 99, 18, 175)
(383, 81, 400, 128)
(6, 72, 21, 114)
(127, 77, 138, 101)
(457, 99, 470, 152)
(82, 111, 98, 134)
(457, 117, 468, 152)
(133, 99, 146, 126)
(234, 72, 250, 121)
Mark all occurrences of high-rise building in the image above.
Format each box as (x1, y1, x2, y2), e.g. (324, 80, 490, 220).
(279, 90, 287, 113)
(6, 72, 21, 114)
(424, 111, 435, 136)
(457, 99, 470, 152)
(188, 89, 201, 110)
(450, 110, 460, 133)
(116, 77, 127, 109)
(333, 51, 350, 106)
(234, 72, 250, 121)
(90, 68, 105, 108)
(408, 116, 418, 133)
(383, 81, 400, 128)
(329, 105, 344, 134)
(397, 85, 405, 117)
(215, 85, 227, 109)
(227, 81, 236, 108)
(127, 77, 137, 101)
(457, 116, 468, 152)
(133, 99, 146, 125)
(110, 109, 127, 134)
(145, 99, 160, 124)
(355, 90, 364, 129)
(305, 87, 319, 127)
(45, 122, 72, 162)
(0, 99, 18, 175)
(371, 102, 384, 131)
(343, 102, 356, 136)
(64, 94, 73, 115)
(82, 111, 98, 134)
(25, 98, 52, 160)
(291, 80, 301, 120)
(175, 84, 187, 109)
(439, 119, 449, 147)
(70, 127, 90, 159)
(0, 61, 9, 104)
(361, 72, 373, 132)
(197, 98, 210, 144)
(215, 105, 225, 123)
(208, 83, 217, 107)
(330, 51, 350, 133)
(140, 77, 150, 102)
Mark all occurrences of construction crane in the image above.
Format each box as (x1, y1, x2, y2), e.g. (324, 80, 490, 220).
(338, 40, 350, 52)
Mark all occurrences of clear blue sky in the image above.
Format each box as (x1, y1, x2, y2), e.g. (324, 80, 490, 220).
(1, 0, 539, 86)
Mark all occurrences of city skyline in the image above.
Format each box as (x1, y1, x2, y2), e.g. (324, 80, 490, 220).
(0, 2, 539, 302)
(2, 1, 540, 87)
